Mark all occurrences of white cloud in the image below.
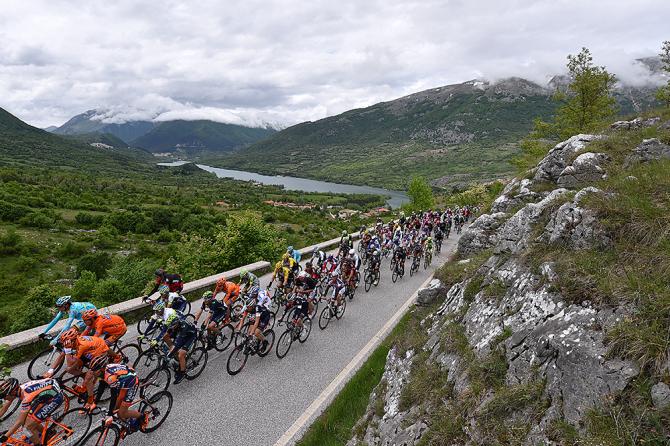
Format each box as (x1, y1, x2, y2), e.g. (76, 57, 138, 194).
(0, 0, 668, 128)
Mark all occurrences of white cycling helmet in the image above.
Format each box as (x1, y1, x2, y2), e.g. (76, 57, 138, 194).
(348, 249, 355, 256)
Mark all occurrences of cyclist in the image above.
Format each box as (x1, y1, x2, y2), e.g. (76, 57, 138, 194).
(161, 311, 197, 384)
(213, 277, 240, 321)
(38, 296, 96, 379)
(326, 272, 347, 308)
(0, 377, 65, 446)
(293, 271, 317, 321)
(239, 268, 260, 294)
(424, 236, 434, 257)
(348, 248, 361, 271)
(246, 287, 273, 352)
(194, 291, 228, 350)
(91, 357, 148, 433)
(81, 310, 127, 346)
(57, 328, 114, 410)
(39, 296, 96, 345)
(286, 246, 301, 264)
(270, 255, 296, 290)
(150, 268, 183, 294)
(340, 252, 357, 290)
(166, 291, 189, 314)
(321, 254, 338, 275)
(310, 247, 327, 269)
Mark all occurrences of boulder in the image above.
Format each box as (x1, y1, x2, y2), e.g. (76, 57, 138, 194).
(661, 120, 670, 130)
(651, 382, 670, 410)
(457, 212, 507, 255)
(495, 188, 568, 254)
(534, 134, 601, 183)
(416, 279, 446, 306)
(542, 189, 611, 250)
(491, 179, 541, 213)
(557, 152, 610, 188)
(610, 117, 661, 130)
(624, 138, 670, 167)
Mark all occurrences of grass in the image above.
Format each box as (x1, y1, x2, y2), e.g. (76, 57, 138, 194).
(399, 351, 453, 411)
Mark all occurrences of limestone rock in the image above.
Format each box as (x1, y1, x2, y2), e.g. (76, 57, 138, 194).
(624, 138, 670, 167)
(495, 189, 568, 254)
(534, 134, 601, 183)
(651, 382, 670, 410)
(417, 279, 446, 306)
(457, 212, 507, 255)
(610, 116, 660, 130)
(557, 152, 610, 188)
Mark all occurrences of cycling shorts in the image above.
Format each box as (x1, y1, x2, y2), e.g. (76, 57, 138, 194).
(210, 307, 227, 324)
(293, 299, 309, 319)
(29, 392, 64, 422)
(173, 327, 197, 351)
(257, 309, 272, 329)
(116, 376, 139, 405)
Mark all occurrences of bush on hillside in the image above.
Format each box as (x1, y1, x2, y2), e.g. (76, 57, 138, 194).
(11, 284, 58, 333)
(77, 252, 112, 279)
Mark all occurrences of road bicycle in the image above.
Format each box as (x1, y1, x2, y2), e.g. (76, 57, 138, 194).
(1, 404, 92, 446)
(391, 256, 405, 283)
(78, 390, 172, 445)
(226, 328, 275, 376)
(133, 336, 207, 387)
(364, 262, 381, 292)
(318, 292, 346, 330)
(275, 304, 312, 359)
(424, 249, 433, 269)
(409, 253, 421, 277)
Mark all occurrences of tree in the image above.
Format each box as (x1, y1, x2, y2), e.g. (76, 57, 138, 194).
(535, 48, 617, 139)
(407, 176, 434, 211)
(656, 41, 670, 108)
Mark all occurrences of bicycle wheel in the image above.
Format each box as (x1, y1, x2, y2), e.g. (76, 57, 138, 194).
(133, 350, 163, 383)
(214, 324, 235, 352)
(79, 424, 119, 446)
(28, 347, 61, 380)
(55, 407, 93, 446)
(140, 390, 173, 433)
(364, 273, 372, 292)
(184, 300, 192, 315)
(136, 310, 154, 335)
(257, 329, 275, 358)
(0, 393, 19, 421)
(298, 317, 312, 343)
(235, 321, 253, 347)
(118, 343, 141, 367)
(141, 366, 171, 400)
(226, 345, 248, 376)
(185, 347, 208, 380)
(276, 330, 293, 359)
(318, 306, 331, 330)
(392, 269, 399, 283)
(335, 298, 347, 320)
(373, 270, 380, 286)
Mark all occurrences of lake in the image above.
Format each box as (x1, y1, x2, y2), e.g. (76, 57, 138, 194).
(157, 161, 408, 208)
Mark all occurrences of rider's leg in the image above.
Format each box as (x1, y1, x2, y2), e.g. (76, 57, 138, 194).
(177, 349, 187, 373)
(25, 417, 43, 445)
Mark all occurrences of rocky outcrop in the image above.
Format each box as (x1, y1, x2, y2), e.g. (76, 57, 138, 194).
(610, 116, 660, 130)
(534, 134, 601, 183)
(457, 212, 506, 255)
(624, 138, 670, 167)
(557, 152, 610, 188)
(347, 131, 655, 446)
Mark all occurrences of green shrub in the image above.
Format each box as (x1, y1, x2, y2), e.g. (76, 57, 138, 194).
(0, 229, 22, 255)
(14, 256, 37, 272)
(11, 285, 57, 333)
(57, 241, 88, 259)
(0, 200, 31, 222)
(77, 252, 112, 279)
(72, 270, 97, 300)
(92, 278, 126, 305)
(74, 212, 104, 228)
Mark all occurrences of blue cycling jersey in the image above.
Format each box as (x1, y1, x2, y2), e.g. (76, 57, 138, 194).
(292, 250, 301, 263)
(43, 302, 96, 338)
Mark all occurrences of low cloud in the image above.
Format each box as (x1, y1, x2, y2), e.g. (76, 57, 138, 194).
(0, 0, 668, 128)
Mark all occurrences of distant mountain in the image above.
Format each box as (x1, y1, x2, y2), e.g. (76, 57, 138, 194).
(61, 132, 130, 149)
(131, 120, 276, 154)
(54, 110, 155, 143)
(210, 75, 661, 190)
(0, 107, 151, 172)
(43, 125, 58, 132)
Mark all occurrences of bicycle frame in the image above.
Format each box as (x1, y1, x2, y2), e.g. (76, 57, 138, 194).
(4, 415, 74, 446)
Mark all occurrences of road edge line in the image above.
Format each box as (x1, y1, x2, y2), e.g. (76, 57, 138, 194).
(273, 272, 436, 446)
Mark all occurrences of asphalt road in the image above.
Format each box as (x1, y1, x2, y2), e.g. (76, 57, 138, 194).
(4, 231, 463, 445)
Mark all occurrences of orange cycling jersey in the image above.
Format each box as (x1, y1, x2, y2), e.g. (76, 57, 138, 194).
(83, 314, 127, 339)
(75, 336, 110, 363)
(214, 281, 240, 303)
(19, 379, 61, 413)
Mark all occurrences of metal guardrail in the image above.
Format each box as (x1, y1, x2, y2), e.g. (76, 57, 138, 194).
(0, 232, 359, 351)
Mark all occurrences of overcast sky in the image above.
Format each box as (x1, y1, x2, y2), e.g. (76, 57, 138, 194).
(1, 0, 668, 128)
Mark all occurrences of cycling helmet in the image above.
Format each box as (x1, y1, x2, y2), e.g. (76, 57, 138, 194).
(342, 230, 348, 236)
(239, 268, 248, 279)
(154, 268, 165, 277)
(216, 277, 227, 287)
(0, 378, 19, 399)
(158, 285, 170, 296)
(203, 291, 214, 301)
(55, 295, 71, 307)
(348, 249, 355, 256)
(152, 301, 165, 312)
(82, 309, 98, 323)
(287, 246, 294, 253)
(297, 271, 309, 280)
(248, 285, 260, 298)
(60, 327, 79, 348)
(89, 354, 109, 372)
(282, 253, 290, 261)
